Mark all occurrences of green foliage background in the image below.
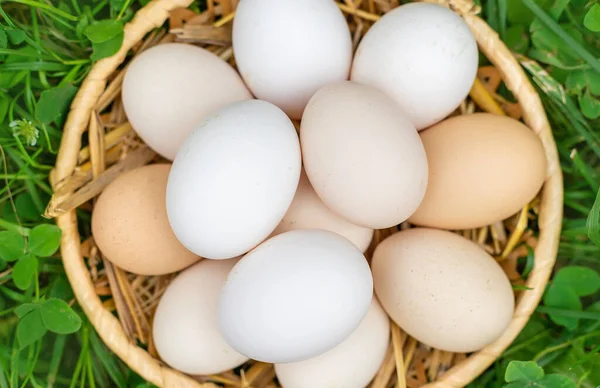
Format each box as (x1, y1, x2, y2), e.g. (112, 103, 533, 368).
(0, 0, 599, 387)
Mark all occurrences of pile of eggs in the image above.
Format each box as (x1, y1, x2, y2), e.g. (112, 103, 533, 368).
(91, 1, 548, 386)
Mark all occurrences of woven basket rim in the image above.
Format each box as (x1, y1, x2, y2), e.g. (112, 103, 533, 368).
(51, 0, 564, 387)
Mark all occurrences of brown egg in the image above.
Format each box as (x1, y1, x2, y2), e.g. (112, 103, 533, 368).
(271, 170, 374, 252)
(92, 164, 199, 275)
(372, 228, 514, 353)
(409, 113, 546, 230)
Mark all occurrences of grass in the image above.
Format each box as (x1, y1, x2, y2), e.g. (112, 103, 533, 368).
(0, 0, 599, 387)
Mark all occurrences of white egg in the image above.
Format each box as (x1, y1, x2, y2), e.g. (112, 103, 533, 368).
(351, 3, 478, 129)
(217, 229, 373, 363)
(122, 43, 252, 160)
(152, 258, 249, 375)
(233, 0, 352, 119)
(275, 298, 390, 388)
(166, 100, 301, 260)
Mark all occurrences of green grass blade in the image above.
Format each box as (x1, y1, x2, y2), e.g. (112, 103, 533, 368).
(485, 0, 499, 32)
(3, 0, 78, 21)
(69, 343, 85, 388)
(46, 335, 66, 388)
(0, 219, 29, 236)
(522, 0, 600, 73)
(20, 340, 42, 388)
(117, 0, 135, 19)
(519, 57, 600, 158)
(92, 0, 110, 16)
(0, 357, 9, 388)
(1, 287, 30, 303)
(0, 62, 69, 72)
(498, 0, 507, 38)
(10, 339, 19, 388)
(89, 329, 126, 388)
(570, 149, 600, 192)
(587, 189, 600, 246)
(536, 306, 600, 319)
(0, 49, 50, 58)
(86, 351, 95, 388)
(563, 198, 592, 215)
(569, 343, 600, 369)
(502, 329, 552, 357)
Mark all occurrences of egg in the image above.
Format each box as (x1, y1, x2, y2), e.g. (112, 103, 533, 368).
(275, 298, 389, 388)
(218, 229, 373, 363)
(122, 43, 252, 160)
(166, 100, 301, 260)
(153, 258, 249, 375)
(301, 81, 428, 229)
(232, 0, 352, 119)
(351, 2, 478, 129)
(372, 228, 514, 353)
(271, 170, 374, 252)
(409, 113, 547, 229)
(91, 164, 199, 275)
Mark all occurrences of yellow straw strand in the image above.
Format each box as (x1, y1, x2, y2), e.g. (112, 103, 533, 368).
(469, 77, 506, 116)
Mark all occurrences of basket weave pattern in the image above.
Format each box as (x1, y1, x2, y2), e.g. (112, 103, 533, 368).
(48, 0, 563, 387)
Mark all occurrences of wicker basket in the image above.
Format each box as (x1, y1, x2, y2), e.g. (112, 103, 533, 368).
(47, 0, 563, 386)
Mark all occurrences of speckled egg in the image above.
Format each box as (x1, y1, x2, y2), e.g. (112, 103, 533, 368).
(372, 228, 514, 353)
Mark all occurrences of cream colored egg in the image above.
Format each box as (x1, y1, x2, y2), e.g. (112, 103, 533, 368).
(301, 81, 428, 229)
(372, 228, 514, 353)
(272, 170, 374, 252)
(91, 164, 199, 275)
(153, 258, 249, 375)
(122, 43, 252, 160)
(275, 298, 389, 388)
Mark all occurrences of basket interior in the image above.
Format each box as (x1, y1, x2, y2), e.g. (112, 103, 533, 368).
(46, 1, 553, 387)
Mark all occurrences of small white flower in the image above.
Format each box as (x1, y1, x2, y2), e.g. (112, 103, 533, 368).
(10, 119, 39, 146)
